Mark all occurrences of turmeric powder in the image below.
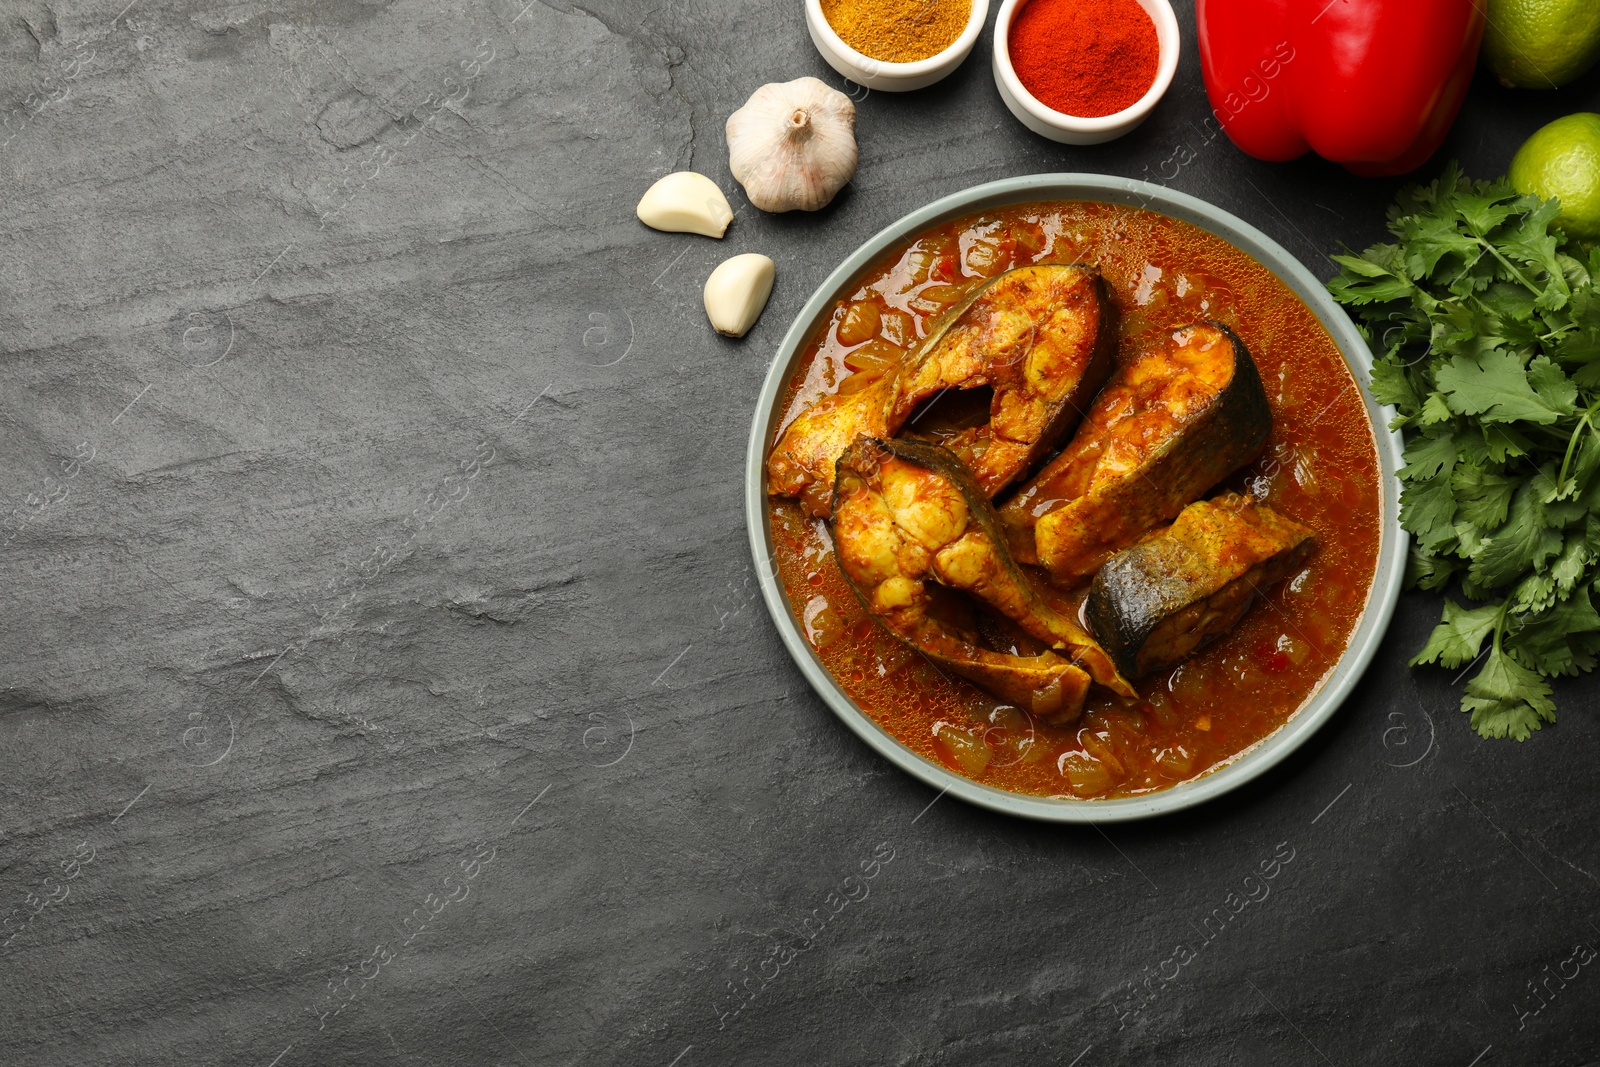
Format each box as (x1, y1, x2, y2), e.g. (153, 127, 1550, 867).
(821, 0, 972, 63)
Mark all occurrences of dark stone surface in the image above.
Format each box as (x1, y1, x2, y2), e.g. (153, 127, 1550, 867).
(2, 1, 1599, 1064)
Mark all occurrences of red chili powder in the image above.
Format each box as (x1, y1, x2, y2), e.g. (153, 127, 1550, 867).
(1008, 0, 1159, 117)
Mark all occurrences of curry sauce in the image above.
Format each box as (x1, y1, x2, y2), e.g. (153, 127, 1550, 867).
(768, 201, 1381, 800)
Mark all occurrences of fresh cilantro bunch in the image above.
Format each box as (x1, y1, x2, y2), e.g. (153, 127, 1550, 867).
(1329, 162, 1600, 741)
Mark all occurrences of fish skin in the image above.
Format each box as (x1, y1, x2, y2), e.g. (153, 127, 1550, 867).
(831, 437, 1135, 719)
(890, 266, 1117, 498)
(1086, 493, 1315, 678)
(832, 454, 1092, 722)
(768, 376, 897, 518)
(1001, 321, 1271, 581)
(768, 265, 1115, 518)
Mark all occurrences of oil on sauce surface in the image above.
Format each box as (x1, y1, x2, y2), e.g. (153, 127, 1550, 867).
(768, 201, 1382, 800)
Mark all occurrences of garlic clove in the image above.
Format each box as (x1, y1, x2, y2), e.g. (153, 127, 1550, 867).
(727, 77, 857, 213)
(703, 253, 775, 338)
(636, 171, 735, 237)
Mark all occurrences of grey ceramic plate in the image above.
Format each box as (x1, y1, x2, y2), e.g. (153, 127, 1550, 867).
(744, 174, 1405, 822)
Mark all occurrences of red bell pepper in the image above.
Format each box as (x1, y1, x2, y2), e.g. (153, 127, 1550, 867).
(1195, 0, 1487, 176)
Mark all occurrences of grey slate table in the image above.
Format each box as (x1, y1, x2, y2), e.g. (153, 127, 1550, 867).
(3, 1, 1599, 1064)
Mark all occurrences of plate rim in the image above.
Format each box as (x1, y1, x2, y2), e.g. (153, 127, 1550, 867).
(743, 173, 1407, 823)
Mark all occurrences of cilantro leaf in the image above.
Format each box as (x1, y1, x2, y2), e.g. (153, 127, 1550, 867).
(1468, 477, 1566, 589)
(1450, 463, 1520, 530)
(1327, 251, 1415, 304)
(1479, 281, 1537, 322)
(1552, 534, 1589, 593)
(1481, 424, 1533, 462)
(1411, 599, 1502, 668)
(1328, 164, 1600, 741)
(1527, 356, 1578, 414)
(1510, 587, 1600, 677)
(1331, 252, 1397, 279)
(1436, 349, 1572, 424)
(1400, 474, 1458, 540)
(1455, 189, 1518, 238)
(1433, 302, 1508, 361)
(1367, 358, 1420, 410)
(1408, 549, 1463, 591)
(1559, 288, 1600, 370)
(1462, 643, 1556, 740)
(1399, 431, 1458, 480)
(1499, 196, 1569, 311)
(1397, 212, 1480, 277)
(1419, 393, 1455, 426)
(1513, 570, 1557, 613)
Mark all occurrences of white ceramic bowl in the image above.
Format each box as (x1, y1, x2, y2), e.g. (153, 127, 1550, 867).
(805, 0, 990, 92)
(746, 174, 1406, 822)
(993, 0, 1180, 144)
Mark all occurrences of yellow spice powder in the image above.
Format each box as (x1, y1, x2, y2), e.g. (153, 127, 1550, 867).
(821, 0, 973, 63)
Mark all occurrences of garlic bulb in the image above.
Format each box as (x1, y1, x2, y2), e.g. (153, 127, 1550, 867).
(636, 171, 734, 238)
(704, 253, 775, 338)
(726, 77, 857, 213)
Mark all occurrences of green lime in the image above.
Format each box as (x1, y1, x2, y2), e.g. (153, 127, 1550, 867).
(1484, 0, 1600, 88)
(1509, 113, 1600, 244)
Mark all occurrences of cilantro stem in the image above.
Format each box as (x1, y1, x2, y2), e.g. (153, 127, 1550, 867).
(1333, 169, 1599, 740)
(1490, 597, 1512, 655)
(1557, 404, 1600, 489)
(1473, 236, 1543, 296)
